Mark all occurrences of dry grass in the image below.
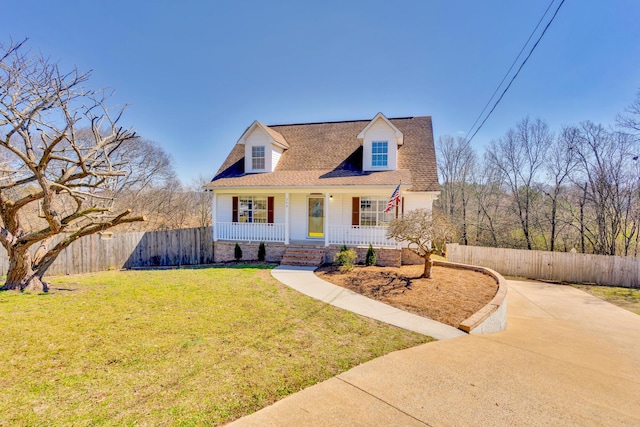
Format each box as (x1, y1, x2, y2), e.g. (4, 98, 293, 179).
(316, 264, 498, 327)
(0, 265, 430, 425)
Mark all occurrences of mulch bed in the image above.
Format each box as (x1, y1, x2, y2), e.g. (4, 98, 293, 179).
(315, 264, 498, 328)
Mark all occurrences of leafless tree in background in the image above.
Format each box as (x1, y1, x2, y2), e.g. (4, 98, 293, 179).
(536, 127, 578, 251)
(617, 90, 640, 139)
(485, 117, 550, 250)
(436, 135, 476, 244)
(189, 174, 213, 228)
(436, 92, 640, 256)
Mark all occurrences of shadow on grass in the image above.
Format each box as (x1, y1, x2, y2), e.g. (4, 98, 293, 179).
(128, 262, 277, 271)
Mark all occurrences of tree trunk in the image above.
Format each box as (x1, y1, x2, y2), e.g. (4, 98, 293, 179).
(549, 195, 557, 252)
(1, 248, 48, 292)
(422, 253, 433, 279)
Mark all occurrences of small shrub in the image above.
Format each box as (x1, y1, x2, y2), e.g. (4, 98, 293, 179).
(334, 248, 357, 272)
(234, 242, 243, 262)
(365, 244, 376, 266)
(258, 242, 266, 262)
(340, 244, 348, 252)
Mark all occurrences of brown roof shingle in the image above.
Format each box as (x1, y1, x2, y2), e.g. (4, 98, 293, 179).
(206, 116, 438, 192)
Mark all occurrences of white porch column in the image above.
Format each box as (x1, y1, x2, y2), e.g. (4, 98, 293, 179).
(212, 192, 217, 242)
(324, 192, 330, 247)
(285, 192, 290, 245)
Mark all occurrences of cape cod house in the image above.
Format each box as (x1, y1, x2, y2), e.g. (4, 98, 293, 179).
(204, 113, 439, 266)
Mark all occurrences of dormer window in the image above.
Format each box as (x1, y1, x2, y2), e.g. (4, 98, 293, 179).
(357, 113, 403, 172)
(252, 146, 265, 170)
(371, 141, 388, 167)
(238, 121, 289, 173)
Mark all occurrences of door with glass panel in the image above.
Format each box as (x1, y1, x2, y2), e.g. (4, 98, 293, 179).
(307, 197, 324, 238)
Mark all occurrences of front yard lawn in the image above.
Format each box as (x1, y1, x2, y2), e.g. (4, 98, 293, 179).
(0, 265, 431, 425)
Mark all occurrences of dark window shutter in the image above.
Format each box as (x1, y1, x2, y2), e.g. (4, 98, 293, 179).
(267, 196, 274, 224)
(232, 196, 238, 222)
(352, 197, 360, 226)
(401, 197, 405, 216)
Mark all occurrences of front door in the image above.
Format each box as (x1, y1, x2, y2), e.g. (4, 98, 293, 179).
(308, 197, 324, 238)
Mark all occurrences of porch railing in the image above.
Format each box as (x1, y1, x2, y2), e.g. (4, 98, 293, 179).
(328, 225, 398, 248)
(216, 222, 285, 242)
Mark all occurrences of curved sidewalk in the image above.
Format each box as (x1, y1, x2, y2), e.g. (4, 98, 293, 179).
(271, 265, 466, 340)
(231, 277, 640, 426)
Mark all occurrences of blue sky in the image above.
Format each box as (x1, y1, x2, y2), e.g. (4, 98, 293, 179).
(3, 1, 639, 182)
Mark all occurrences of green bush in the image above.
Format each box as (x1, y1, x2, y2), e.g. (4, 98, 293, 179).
(365, 244, 376, 266)
(258, 242, 266, 262)
(340, 244, 348, 252)
(234, 242, 242, 262)
(334, 248, 357, 272)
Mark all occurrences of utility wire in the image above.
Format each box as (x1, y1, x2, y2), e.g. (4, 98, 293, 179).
(463, 0, 556, 142)
(465, 0, 566, 144)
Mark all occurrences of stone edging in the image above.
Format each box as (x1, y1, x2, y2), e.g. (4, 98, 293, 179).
(433, 260, 508, 334)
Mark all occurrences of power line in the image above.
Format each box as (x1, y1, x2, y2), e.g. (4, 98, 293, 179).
(465, 0, 566, 144)
(463, 0, 556, 142)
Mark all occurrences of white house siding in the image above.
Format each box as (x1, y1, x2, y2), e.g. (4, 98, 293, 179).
(271, 193, 282, 223)
(403, 192, 436, 212)
(217, 194, 233, 222)
(362, 119, 399, 171)
(271, 146, 283, 171)
(329, 195, 346, 225)
(289, 193, 308, 240)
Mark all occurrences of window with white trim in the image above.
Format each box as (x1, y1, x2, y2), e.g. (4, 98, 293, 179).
(371, 141, 388, 167)
(238, 196, 267, 223)
(252, 146, 265, 170)
(360, 197, 393, 226)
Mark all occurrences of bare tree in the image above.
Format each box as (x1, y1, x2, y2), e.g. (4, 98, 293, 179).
(436, 135, 476, 244)
(537, 127, 579, 251)
(469, 157, 507, 247)
(617, 89, 640, 139)
(569, 122, 638, 255)
(190, 174, 213, 228)
(0, 40, 144, 291)
(109, 138, 178, 231)
(386, 209, 454, 278)
(485, 117, 550, 249)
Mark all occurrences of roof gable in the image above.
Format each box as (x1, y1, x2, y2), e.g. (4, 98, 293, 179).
(357, 112, 404, 146)
(237, 120, 289, 149)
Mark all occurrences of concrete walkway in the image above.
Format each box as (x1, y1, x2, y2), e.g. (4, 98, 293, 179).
(271, 265, 466, 340)
(231, 277, 640, 426)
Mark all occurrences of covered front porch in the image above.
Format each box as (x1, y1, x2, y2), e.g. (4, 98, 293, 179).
(211, 189, 410, 248)
(215, 223, 396, 247)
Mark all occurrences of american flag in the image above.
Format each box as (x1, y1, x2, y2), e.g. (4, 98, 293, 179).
(384, 184, 401, 213)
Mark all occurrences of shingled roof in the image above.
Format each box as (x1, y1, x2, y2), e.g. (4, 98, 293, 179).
(206, 116, 439, 192)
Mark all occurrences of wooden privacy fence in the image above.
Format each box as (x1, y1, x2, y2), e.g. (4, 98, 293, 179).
(447, 243, 640, 288)
(0, 227, 214, 277)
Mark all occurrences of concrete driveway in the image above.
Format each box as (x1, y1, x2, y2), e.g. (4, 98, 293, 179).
(230, 279, 640, 426)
